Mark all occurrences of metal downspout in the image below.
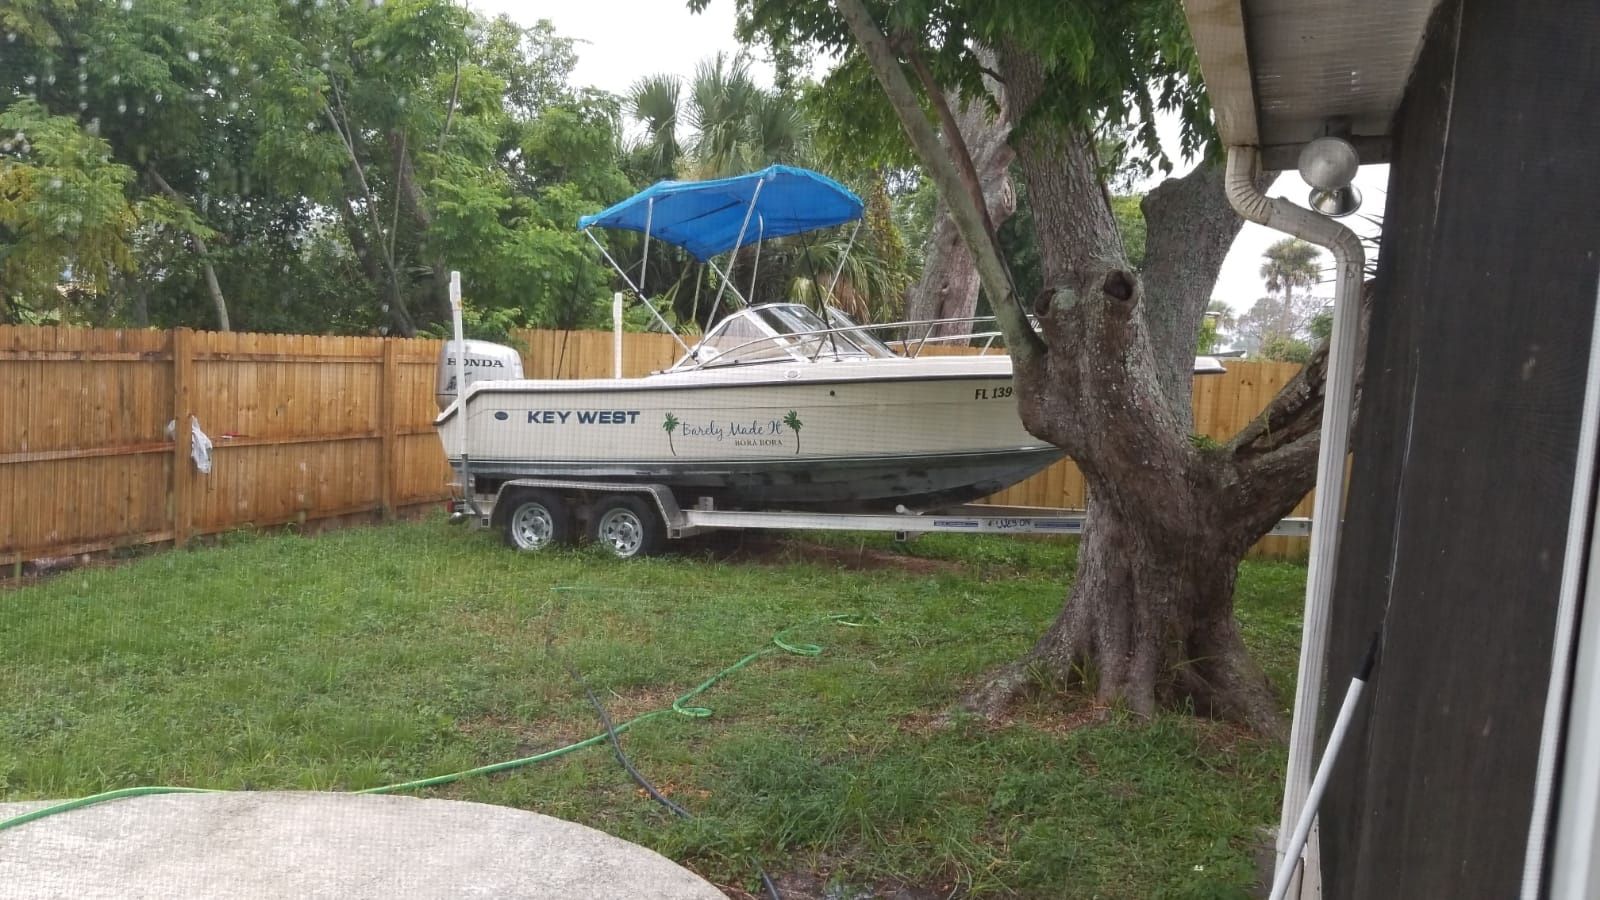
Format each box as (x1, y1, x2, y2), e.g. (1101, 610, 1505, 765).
(1225, 145, 1366, 900)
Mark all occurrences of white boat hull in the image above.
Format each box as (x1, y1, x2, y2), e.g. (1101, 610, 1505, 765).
(434, 355, 1062, 511)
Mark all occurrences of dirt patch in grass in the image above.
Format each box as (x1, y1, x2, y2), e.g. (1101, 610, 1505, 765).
(693, 534, 963, 576)
(895, 699, 1114, 739)
(1003, 701, 1116, 737)
(455, 712, 585, 756)
(599, 685, 685, 719)
(712, 868, 960, 900)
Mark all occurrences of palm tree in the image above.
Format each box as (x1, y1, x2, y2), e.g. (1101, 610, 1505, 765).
(661, 412, 680, 456)
(627, 74, 682, 181)
(782, 410, 803, 455)
(1235, 239, 1327, 355)
(627, 53, 808, 182)
(1259, 238, 1321, 312)
(1206, 299, 1237, 335)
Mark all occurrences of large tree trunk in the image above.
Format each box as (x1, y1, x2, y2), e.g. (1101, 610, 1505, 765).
(966, 42, 1311, 733)
(905, 83, 1015, 337)
(836, 0, 1352, 735)
(1033, 487, 1276, 729)
(964, 297, 1363, 738)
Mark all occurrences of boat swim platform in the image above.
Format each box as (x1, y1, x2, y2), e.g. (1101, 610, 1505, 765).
(0, 791, 724, 899)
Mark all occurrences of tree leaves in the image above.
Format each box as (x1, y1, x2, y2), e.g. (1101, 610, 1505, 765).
(728, 0, 1214, 175)
(0, 0, 633, 334)
(0, 100, 138, 315)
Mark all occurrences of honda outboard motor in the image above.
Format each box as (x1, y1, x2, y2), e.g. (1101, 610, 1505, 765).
(436, 339, 524, 410)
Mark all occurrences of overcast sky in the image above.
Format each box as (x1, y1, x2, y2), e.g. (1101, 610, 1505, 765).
(473, 0, 1386, 314)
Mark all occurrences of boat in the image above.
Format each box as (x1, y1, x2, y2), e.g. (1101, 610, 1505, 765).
(434, 165, 1224, 514)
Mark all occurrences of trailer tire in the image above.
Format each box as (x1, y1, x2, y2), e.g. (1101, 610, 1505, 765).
(590, 495, 665, 559)
(502, 490, 570, 551)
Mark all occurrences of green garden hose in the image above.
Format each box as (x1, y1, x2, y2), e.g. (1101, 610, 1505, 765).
(0, 612, 872, 834)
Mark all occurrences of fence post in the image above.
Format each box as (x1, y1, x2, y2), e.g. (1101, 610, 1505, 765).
(379, 338, 397, 520)
(171, 327, 194, 548)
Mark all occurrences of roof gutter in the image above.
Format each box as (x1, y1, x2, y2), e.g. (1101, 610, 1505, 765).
(1225, 145, 1366, 900)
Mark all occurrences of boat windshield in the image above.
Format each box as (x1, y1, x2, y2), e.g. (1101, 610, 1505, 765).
(825, 307, 899, 358)
(678, 304, 899, 369)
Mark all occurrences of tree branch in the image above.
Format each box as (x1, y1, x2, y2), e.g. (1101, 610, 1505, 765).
(974, 61, 1004, 84)
(388, 130, 407, 263)
(1222, 281, 1375, 525)
(323, 89, 413, 336)
(341, 196, 416, 337)
(904, 46, 996, 246)
(437, 59, 461, 152)
(148, 166, 229, 332)
(1137, 160, 1271, 428)
(833, 0, 1044, 365)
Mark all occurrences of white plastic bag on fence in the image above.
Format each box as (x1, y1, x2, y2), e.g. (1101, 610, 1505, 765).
(165, 416, 215, 475)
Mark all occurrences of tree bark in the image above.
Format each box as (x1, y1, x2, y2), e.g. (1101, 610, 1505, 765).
(1139, 162, 1270, 430)
(129, 275, 149, 328)
(148, 167, 230, 332)
(905, 89, 1016, 337)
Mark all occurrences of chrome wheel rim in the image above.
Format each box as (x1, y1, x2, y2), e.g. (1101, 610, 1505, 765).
(510, 503, 555, 550)
(598, 508, 645, 557)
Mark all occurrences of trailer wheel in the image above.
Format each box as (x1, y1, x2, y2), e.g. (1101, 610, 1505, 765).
(590, 495, 665, 559)
(502, 490, 569, 551)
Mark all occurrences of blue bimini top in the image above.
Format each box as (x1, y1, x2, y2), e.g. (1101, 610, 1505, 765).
(577, 164, 864, 261)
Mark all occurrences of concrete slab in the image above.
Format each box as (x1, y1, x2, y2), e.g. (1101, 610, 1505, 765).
(0, 791, 725, 899)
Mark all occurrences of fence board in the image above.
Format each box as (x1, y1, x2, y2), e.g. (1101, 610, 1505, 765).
(172, 328, 195, 548)
(1, 324, 1311, 565)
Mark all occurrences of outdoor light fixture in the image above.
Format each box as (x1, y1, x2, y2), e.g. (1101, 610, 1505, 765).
(1309, 184, 1363, 217)
(1298, 135, 1362, 218)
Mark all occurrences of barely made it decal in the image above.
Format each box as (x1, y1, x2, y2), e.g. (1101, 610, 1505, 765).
(662, 410, 804, 455)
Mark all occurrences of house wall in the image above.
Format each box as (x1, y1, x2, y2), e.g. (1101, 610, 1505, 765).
(1321, 0, 1600, 896)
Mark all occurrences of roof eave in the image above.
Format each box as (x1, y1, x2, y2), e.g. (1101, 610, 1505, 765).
(1183, 0, 1261, 149)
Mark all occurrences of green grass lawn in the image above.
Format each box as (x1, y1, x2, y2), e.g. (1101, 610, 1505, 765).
(0, 519, 1306, 898)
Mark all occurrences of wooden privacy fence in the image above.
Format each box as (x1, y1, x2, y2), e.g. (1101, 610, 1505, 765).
(0, 326, 448, 568)
(0, 324, 1310, 568)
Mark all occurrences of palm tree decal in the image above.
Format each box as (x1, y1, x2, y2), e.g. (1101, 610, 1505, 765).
(783, 410, 803, 456)
(662, 412, 680, 456)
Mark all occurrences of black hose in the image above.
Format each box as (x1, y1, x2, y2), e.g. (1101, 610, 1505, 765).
(562, 661, 782, 900)
(563, 661, 692, 819)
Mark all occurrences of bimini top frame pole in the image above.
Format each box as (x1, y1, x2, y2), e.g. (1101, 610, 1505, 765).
(823, 220, 862, 308)
(581, 228, 691, 355)
(706, 175, 767, 329)
(640, 195, 654, 297)
(748, 215, 765, 303)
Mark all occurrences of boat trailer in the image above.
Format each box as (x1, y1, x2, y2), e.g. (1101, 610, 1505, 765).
(450, 475, 1312, 560)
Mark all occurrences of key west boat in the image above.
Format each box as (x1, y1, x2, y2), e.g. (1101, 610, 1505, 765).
(434, 165, 1223, 512)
